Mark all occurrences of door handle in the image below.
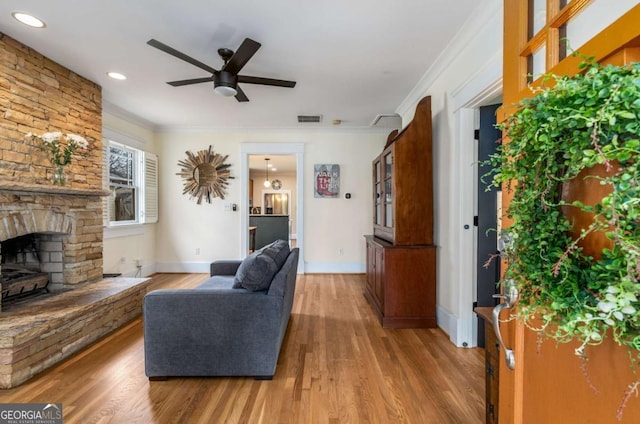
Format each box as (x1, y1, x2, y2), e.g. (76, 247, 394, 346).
(492, 279, 518, 370)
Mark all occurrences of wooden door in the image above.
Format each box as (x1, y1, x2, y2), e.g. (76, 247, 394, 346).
(366, 242, 375, 294)
(374, 245, 384, 309)
(498, 3, 640, 423)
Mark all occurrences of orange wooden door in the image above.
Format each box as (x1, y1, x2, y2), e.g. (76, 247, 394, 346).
(498, 3, 640, 423)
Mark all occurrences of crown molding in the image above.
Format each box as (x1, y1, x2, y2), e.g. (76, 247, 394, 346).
(154, 125, 392, 135)
(102, 101, 159, 131)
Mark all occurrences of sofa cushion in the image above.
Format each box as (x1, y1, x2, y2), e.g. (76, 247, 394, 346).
(233, 250, 279, 291)
(261, 239, 290, 269)
(197, 275, 236, 290)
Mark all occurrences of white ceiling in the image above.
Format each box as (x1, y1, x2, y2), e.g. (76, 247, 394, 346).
(0, 0, 482, 130)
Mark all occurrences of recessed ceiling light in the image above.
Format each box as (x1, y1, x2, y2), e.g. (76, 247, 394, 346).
(107, 72, 127, 80)
(12, 12, 45, 28)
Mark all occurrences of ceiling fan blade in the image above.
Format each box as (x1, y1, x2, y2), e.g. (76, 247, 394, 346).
(147, 39, 218, 75)
(167, 77, 215, 87)
(238, 75, 296, 88)
(234, 86, 249, 102)
(222, 38, 261, 75)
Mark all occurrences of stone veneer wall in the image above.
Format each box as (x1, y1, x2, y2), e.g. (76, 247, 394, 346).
(0, 33, 104, 311)
(0, 33, 102, 188)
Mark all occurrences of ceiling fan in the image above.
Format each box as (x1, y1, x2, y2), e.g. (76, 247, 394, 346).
(147, 37, 296, 102)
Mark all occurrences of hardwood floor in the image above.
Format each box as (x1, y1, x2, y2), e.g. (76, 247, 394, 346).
(0, 273, 485, 423)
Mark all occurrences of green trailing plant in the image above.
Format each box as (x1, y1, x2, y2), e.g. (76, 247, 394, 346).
(486, 58, 640, 419)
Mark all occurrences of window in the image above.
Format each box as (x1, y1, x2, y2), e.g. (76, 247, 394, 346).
(109, 143, 137, 223)
(503, 0, 638, 106)
(104, 139, 158, 228)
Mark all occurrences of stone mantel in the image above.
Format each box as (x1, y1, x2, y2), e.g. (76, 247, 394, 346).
(0, 183, 110, 197)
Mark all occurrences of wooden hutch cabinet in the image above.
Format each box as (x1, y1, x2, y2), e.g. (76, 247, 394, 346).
(364, 96, 437, 328)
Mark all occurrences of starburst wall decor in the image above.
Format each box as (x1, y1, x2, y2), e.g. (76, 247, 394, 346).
(176, 145, 232, 204)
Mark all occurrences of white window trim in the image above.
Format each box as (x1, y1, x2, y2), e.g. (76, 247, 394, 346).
(103, 128, 158, 238)
(104, 224, 145, 239)
(107, 141, 141, 226)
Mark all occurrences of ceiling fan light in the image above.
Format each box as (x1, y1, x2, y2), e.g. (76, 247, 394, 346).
(214, 85, 238, 97)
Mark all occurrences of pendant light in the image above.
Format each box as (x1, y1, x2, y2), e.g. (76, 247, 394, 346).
(264, 158, 271, 188)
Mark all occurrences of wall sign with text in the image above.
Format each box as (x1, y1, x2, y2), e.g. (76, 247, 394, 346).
(314, 164, 340, 198)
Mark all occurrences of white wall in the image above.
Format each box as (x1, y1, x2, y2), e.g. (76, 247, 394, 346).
(102, 106, 159, 277)
(154, 129, 386, 273)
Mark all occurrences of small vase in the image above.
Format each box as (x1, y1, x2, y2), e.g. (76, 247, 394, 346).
(52, 166, 67, 186)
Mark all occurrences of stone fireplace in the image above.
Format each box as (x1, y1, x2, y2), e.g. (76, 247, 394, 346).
(0, 186, 104, 311)
(0, 34, 154, 389)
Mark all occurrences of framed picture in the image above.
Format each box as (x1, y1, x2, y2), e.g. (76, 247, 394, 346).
(314, 164, 340, 198)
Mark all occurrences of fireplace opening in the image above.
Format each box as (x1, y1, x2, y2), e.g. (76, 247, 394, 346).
(0, 233, 66, 304)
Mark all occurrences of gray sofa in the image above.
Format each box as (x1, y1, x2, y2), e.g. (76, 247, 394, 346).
(143, 243, 299, 380)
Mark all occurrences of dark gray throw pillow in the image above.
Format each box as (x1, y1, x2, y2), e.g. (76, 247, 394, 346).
(261, 239, 290, 270)
(233, 250, 279, 291)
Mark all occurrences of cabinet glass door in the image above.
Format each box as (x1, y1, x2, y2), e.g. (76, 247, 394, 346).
(375, 160, 382, 225)
(384, 152, 393, 227)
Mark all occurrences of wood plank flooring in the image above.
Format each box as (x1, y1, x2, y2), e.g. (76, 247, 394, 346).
(0, 273, 485, 423)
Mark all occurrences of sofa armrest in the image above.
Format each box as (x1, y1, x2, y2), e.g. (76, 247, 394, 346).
(210, 260, 242, 276)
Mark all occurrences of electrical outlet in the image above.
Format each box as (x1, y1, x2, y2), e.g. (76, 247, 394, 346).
(195, 247, 200, 255)
(120, 256, 126, 264)
(224, 203, 231, 212)
(338, 248, 344, 256)
(135, 258, 142, 267)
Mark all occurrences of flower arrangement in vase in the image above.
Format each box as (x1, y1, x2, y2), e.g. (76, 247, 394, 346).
(26, 132, 89, 185)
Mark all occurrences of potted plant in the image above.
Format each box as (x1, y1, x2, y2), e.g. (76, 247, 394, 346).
(487, 57, 640, 419)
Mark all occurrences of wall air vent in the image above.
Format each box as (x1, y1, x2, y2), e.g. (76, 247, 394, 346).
(297, 115, 322, 123)
(371, 113, 402, 129)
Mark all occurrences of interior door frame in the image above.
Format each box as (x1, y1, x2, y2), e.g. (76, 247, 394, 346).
(450, 56, 502, 348)
(240, 143, 305, 273)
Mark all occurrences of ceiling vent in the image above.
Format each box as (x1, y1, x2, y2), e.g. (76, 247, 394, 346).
(297, 115, 322, 123)
(371, 113, 402, 129)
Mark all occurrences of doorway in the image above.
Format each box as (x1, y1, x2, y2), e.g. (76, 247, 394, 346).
(475, 103, 502, 347)
(450, 64, 502, 348)
(248, 154, 297, 251)
(240, 143, 305, 273)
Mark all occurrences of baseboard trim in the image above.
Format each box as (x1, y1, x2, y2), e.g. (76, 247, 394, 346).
(303, 262, 365, 273)
(436, 305, 459, 345)
(151, 261, 366, 275)
(155, 262, 210, 273)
